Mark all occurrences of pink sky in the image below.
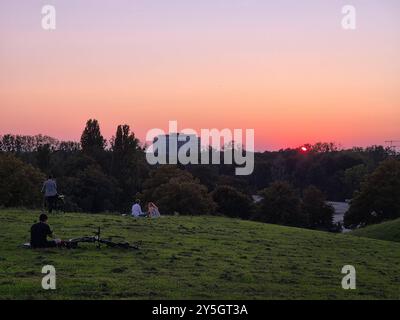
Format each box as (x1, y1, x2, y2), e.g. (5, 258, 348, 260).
(1, 0, 399, 151)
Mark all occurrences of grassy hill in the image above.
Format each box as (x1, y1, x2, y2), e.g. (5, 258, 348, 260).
(0, 209, 399, 300)
(351, 219, 400, 243)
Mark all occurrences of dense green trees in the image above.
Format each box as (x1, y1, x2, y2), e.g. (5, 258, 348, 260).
(139, 166, 216, 215)
(81, 119, 106, 156)
(255, 182, 335, 230)
(246, 146, 389, 201)
(0, 122, 398, 232)
(68, 165, 120, 213)
(0, 120, 149, 213)
(343, 164, 369, 198)
(110, 125, 148, 212)
(0, 154, 45, 208)
(302, 186, 334, 230)
(211, 185, 253, 219)
(344, 159, 400, 228)
(256, 181, 307, 227)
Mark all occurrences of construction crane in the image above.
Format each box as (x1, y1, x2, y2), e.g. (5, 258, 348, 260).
(385, 140, 400, 152)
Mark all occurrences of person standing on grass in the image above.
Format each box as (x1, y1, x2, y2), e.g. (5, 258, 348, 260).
(42, 175, 58, 213)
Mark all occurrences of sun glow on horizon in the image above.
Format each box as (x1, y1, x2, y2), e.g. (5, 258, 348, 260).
(1, 0, 400, 151)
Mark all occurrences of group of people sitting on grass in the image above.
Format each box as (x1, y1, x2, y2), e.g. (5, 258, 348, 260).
(30, 199, 161, 249)
(131, 199, 161, 218)
(31, 178, 162, 249)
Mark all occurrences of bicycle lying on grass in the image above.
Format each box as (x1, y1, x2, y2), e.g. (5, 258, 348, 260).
(23, 227, 141, 250)
(68, 227, 140, 250)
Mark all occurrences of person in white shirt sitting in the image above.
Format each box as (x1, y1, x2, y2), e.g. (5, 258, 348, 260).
(131, 199, 147, 217)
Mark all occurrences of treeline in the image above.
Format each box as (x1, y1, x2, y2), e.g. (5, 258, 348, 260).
(1, 119, 399, 231)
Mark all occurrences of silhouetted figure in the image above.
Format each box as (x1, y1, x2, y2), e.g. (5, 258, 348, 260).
(42, 175, 58, 213)
(30, 214, 58, 248)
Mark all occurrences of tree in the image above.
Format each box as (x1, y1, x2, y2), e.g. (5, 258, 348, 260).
(0, 134, 60, 153)
(141, 166, 193, 195)
(111, 125, 140, 158)
(80, 119, 106, 155)
(344, 159, 400, 228)
(0, 154, 45, 207)
(302, 186, 334, 230)
(343, 164, 369, 198)
(140, 166, 216, 215)
(211, 185, 252, 219)
(110, 124, 148, 212)
(68, 165, 120, 213)
(36, 144, 52, 172)
(187, 164, 220, 191)
(311, 142, 340, 153)
(256, 181, 306, 227)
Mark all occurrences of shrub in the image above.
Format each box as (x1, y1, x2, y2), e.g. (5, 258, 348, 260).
(344, 159, 400, 228)
(256, 181, 307, 227)
(212, 185, 252, 219)
(302, 186, 334, 230)
(0, 153, 45, 207)
(140, 166, 216, 215)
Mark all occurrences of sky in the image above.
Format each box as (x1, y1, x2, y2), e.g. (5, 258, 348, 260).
(0, 0, 399, 151)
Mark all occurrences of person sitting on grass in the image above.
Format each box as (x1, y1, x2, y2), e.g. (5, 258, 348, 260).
(131, 199, 147, 218)
(147, 202, 161, 218)
(30, 213, 62, 248)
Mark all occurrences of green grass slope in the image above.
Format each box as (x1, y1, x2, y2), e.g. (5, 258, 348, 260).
(0, 210, 399, 300)
(351, 218, 400, 243)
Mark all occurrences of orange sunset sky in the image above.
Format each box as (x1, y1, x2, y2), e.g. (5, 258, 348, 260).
(0, 0, 399, 151)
